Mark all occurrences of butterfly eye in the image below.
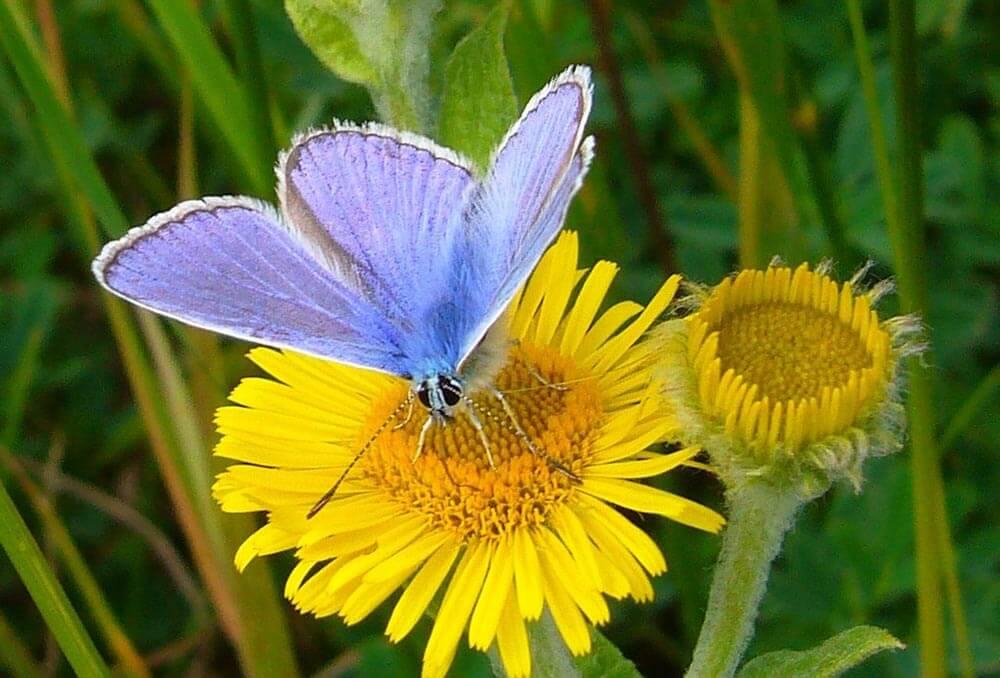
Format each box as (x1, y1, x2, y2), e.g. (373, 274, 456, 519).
(439, 376, 463, 407)
(416, 385, 433, 409)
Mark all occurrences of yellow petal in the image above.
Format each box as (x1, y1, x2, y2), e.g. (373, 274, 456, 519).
(581, 511, 654, 602)
(324, 515, 427, 593)
(423, 542, 492, 678)
(292, 558, 349, 612)
(468, 539, 515, 649)
(587, 446, 701, 478)
(576, 300, 643, 358)
(214, 435, 346, 467)
(386, 541, 461, 642)
(548, 507, 602, 590)
(234, 523, 298, 571)
(495, 591, 531, 678)
(216, 406, 349, 442)
(510, 243, 557, 339)
(590, 275, 681, 372)
(513, 528, 544, 620)
(559, 261, 618, 356)
(229, 377, 361, 425)
(341, 563, 418, 625)
(534, 233, 580, 345)
(577, 495, 666, 574)
(284, 560, 316, 599)
(364, 531, 452, 584)
(591, 547, 631, 599)
(582, 477, 725, 533)
(589, 419, 672, 464)
(538, 528, 609, 625)
(542, 568, 591, 655)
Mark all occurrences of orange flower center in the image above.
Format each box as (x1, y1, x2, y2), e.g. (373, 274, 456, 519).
(360, 343, 602, 542)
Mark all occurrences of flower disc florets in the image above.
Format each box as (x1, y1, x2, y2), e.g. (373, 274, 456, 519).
(656, 262, 921, 493)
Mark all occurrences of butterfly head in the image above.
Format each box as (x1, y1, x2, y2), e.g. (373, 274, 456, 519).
(416, 374, 464, 419)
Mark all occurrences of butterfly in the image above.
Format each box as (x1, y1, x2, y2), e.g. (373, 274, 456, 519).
(93, 65, 594, 514)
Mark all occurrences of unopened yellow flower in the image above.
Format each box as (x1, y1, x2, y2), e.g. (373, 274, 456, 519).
(657, 262, 919, 491)
(213, 233, 724, 678)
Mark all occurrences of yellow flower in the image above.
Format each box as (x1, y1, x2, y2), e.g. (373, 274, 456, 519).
(212, 233, 724, 678)
(656, 262, 920, 492)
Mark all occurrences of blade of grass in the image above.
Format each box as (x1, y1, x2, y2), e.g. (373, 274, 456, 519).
(144, 0, 271, 195)
(0, 1, 128, 237)
(140, 312, 299, 676)
(0, 611, 41, 678)
(2, 328, 44, 448)
(736, 93, 763, 268)
(0, 479, 108, 676)
(172, 60, 301, 677)
(939, 364, 1000, 452)
(624, 11, 738, 203)
(889, 3, 954, 675)
(110, 0, 174, 86)
(930, 467, 974, 678)
(32, 0, 68, 106)
(709, 0, 853, 263)
(0, 0, 251, 661)
(220, 0, 278, 158)
(847, 1, 954, 675)
(709, 0, 802, 267)
(586, 0, 675, 272)
(17, 455, 207, 620)
(0, 447, 150, 677)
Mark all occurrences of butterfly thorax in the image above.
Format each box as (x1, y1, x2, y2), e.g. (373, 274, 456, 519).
(415, 374, 464, 419)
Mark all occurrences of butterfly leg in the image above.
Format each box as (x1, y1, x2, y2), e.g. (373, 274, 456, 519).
(413, 415, 434, 462)
(488, 387, 579, 481)
(509, 339, 568, 392)
(463, 398, 497, 469)
(525, 362, 569, 391)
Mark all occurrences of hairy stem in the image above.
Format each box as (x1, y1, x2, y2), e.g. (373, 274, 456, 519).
(686, 480, 804, 678)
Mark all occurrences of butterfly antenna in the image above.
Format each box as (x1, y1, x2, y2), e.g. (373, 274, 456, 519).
(307, 391, 414, 519)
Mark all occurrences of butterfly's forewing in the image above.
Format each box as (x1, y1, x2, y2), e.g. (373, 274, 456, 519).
(454, 65, 594, 364)
(279, 124, 476, 337)
(93, 197, 408, 373)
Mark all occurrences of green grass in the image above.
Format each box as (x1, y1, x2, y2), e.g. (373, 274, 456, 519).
(1, 1, 996, 675)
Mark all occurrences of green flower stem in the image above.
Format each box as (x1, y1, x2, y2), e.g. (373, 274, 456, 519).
(686, 479, 805, 678)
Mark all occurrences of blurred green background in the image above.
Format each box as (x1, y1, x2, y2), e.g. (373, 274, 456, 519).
(0, 0, 996, 676)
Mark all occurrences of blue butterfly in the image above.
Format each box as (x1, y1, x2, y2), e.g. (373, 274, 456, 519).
(93, 65, 594, 511)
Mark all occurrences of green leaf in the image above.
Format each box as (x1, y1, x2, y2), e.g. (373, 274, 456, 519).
(285, 0, 376, 85)
(574, 629, 643, 678)
(285, 0, 440, 131)
(438, 2, 517, 169)
(737, 625, 904, 678)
